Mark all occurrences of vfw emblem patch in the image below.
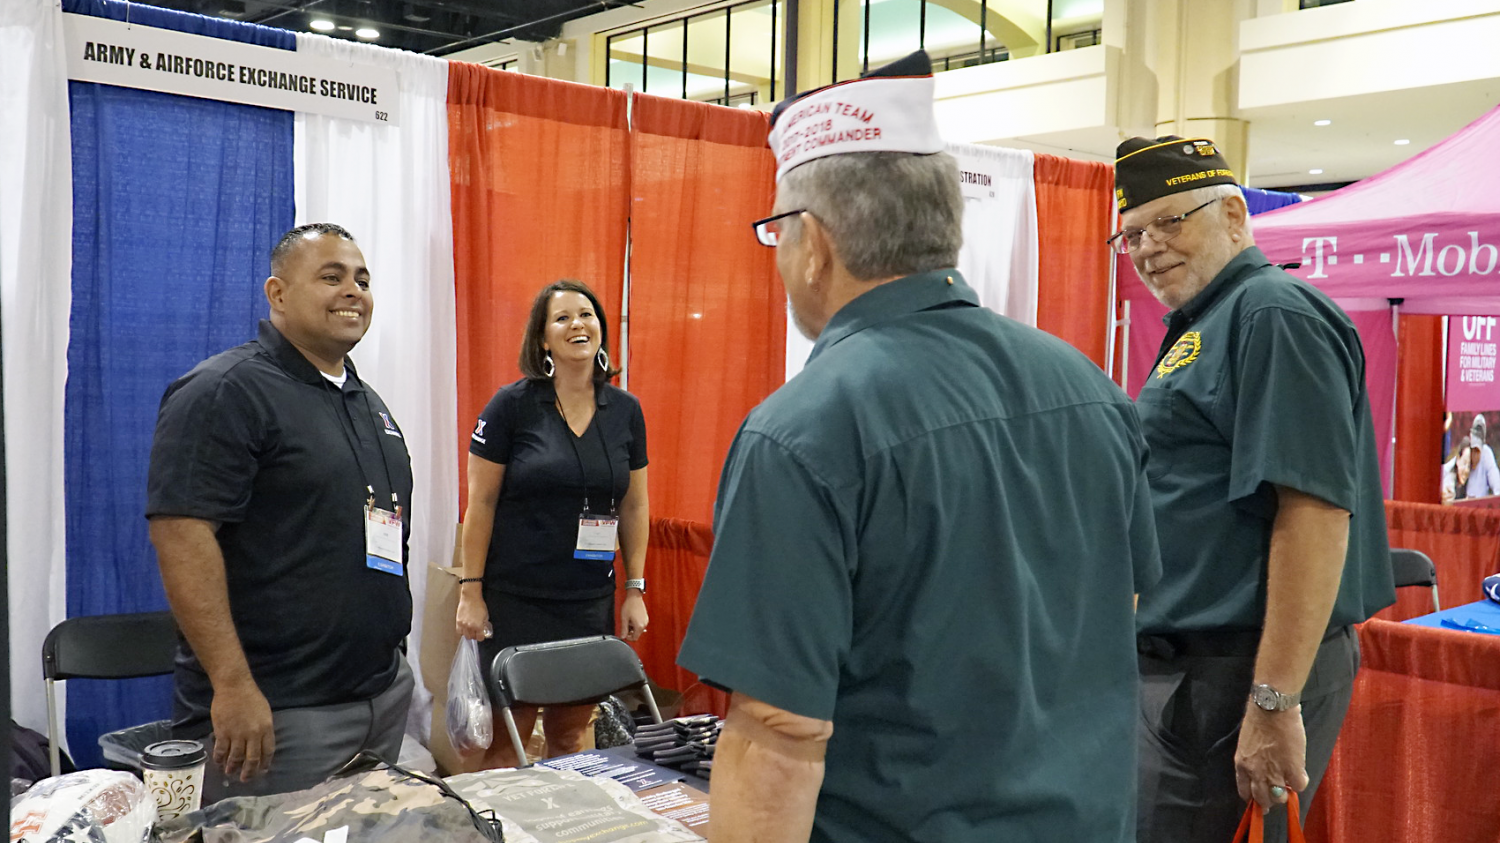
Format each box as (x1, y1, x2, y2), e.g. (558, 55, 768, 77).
(1157, 331, 1202, 378)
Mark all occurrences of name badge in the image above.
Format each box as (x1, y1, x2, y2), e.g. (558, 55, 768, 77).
(575, 514, 619, 561)
(365, 505, 404, 575)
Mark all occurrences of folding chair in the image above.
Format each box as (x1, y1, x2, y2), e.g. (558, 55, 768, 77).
(488, 635, 662, 766)
(1390, 548, 1441, 613)
(42, 611, 179, 777)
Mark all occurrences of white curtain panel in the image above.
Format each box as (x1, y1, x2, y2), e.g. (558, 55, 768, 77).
(293, 33, 458, 736)
(784, 143, 1040, 382)
(1, 0, 74, 731)
(945, 141, 1039, 326)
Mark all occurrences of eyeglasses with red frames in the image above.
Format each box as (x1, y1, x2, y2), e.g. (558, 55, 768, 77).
(750, 209, 807, 247)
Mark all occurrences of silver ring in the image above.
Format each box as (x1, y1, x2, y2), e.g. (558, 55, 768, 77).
(1270, 786, 1287, 799)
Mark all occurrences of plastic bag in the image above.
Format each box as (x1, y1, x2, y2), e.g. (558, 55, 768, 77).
(447, 637, 493, 753)
(8, 769, 153, 843)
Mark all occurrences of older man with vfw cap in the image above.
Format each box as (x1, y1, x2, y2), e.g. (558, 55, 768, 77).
(1116, 137, 1396, 842)
(677, 51, 1161, 843)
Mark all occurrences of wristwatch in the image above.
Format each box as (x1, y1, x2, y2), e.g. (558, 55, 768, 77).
(625, 578, 646, 594)
(1249, 683, 1300, 712)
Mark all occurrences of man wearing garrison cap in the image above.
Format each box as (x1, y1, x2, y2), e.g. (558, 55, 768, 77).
(1116, 138, 1395, 842)
(678, 52, 1161, 842)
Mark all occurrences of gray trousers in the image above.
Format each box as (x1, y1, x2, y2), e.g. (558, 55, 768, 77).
(202, 655, 414, 803)
(1137, 626, 1359, 843)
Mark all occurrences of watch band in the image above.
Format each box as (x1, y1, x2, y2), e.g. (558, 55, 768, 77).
(625, 578, 646, 593)
(1250, 683, 1300, 712)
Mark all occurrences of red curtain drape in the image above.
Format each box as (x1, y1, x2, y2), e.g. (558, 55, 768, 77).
(1304, 619, 1500, 843)
(624, 95, 783, 526)
(1394, 314, 1444, 503)
(1033, 153, 1114, 368)
(447, 63, 630, 509)
(615, 517, 727, 716)
(1377, 500, 1500, 620)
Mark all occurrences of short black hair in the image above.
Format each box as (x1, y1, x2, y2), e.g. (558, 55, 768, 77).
(270, 223, 356, 276)
(519, 280, 620, 385)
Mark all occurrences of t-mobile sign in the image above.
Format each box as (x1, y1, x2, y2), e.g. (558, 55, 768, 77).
(1447, 316, 1500, 411)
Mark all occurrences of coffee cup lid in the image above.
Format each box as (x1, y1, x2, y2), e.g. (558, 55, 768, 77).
(142, 739, 207, 769)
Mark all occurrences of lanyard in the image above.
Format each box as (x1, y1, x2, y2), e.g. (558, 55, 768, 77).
(555, 394, 616, 515)
(322, 377, 400, 515)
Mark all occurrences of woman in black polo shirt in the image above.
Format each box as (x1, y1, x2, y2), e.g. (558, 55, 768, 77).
(455, 279, 650, 769)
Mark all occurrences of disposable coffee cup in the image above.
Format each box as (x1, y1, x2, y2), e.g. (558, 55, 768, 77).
(141, 739, 208, 822)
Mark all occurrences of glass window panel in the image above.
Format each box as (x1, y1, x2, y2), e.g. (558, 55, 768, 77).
(607, 31, 646, 90)
(832, 0, 865, 82)
(1051, 0, 1103, 52)
(923, 3, 982, 71)
(865, 0, 922, 69)
(729, 1, 777, 107)
(685, 10, 728, 101)
(645, 19, 686, 98)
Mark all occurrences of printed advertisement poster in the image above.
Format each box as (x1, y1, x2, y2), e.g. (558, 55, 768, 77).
(1443, 317, 1500, 503)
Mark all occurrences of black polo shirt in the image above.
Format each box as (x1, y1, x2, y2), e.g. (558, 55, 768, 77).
(146, 320, 413, 733)
(469, 378, 648, 599)
(1135, 246, 1395, 634)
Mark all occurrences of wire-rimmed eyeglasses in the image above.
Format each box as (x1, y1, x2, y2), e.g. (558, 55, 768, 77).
(1106, 197, 1222, 255)
(750, 209, 807, 247)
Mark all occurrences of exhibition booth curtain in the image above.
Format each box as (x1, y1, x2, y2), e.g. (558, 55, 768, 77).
(1304, 619, 1500, 843)
(1, 0, 74, 738)
(62, 0, 295, 767)
(1379, 500, 1500, 621)
(1033, 153, 1114, 368)
(447, 63, 629, 511)
(293, 33, 457, 720)
(625, 95, 782, 526)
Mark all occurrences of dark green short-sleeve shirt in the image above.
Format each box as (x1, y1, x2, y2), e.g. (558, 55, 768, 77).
(1134, 246, 1395, 634)
(678, 270, 1161, 843)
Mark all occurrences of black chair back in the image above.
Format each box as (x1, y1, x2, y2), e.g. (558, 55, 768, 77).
(1389, 548, 1440, 613)
(487, 635, 661, 765)
(42, 611, 177, 681)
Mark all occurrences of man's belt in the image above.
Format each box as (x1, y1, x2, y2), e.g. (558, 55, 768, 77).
(1137, 625, 1349, 660)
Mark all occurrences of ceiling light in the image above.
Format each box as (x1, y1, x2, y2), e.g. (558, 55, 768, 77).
(402, 3, 431, 23)
(1309, 168, 1324, 175)
(356, 27, 380, 39)
(1313, 119, 1331, 126)
(337, 25, 353, 31)
(310, 18, 335, 31)
(1394, 138, 1411, 145)
(218, 0, 245, 17)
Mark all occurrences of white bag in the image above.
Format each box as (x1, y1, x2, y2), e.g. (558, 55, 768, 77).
(446, 636, 494, 753)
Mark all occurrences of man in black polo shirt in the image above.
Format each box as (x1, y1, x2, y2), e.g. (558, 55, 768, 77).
(147, 223, 414, 800)
(1114, 138, 1395, 842)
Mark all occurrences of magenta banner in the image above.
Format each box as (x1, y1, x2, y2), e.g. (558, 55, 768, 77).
(1447, 316, 1500, 411)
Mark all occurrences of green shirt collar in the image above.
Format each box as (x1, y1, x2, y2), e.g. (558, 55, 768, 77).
(808, 269, 979, 364)
(1164, 245, 1275, 327)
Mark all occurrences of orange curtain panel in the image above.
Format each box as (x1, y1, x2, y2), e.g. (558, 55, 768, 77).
(1304, 619, 1500, 843)
(447, 62, 630, 508)
(624, 95, 783, 525)
(1033, 153, 1115, 368)
(615, 517, 727, 716)
(1377, 500, 1500, 621)
(1393, 314, 1444, 503)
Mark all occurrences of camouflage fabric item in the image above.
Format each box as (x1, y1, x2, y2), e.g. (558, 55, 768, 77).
(447, 767, 703, 843)
(153, 768, 496, 843)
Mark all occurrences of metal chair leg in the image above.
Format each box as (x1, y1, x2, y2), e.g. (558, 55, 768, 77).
(45, 678, 61, 779)
(1432, 584, 1442, 613)
(640, 685, 664, 724)
(501, 706, 530, 767)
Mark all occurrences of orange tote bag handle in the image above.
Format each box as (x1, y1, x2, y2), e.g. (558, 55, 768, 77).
(1231, 792, 1306, 843)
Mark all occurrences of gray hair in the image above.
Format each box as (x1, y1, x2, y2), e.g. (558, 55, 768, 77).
(777, 152, 963, 281)
(1187, 183, 1250, 235)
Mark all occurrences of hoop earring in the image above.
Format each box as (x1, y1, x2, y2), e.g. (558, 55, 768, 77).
(597, 349, 610, 371)
(543, 352, 555, 378)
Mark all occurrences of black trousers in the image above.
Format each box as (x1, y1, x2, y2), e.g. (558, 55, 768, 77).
(1136, 626, 1359, 843)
